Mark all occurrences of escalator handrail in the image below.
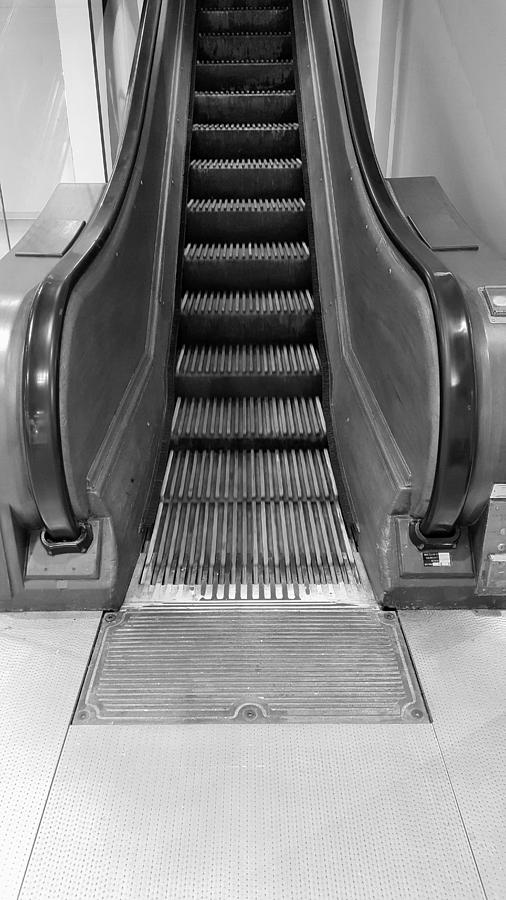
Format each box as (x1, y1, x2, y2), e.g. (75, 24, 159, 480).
(23, 0, 163, 544)
(326, 0, 477, 539)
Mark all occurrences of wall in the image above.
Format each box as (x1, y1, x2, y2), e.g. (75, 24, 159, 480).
(348, 0, 383, 134)
(350, 0, 506, 258)
(390, 0, 506, 257)
(0, 0, 75, 218)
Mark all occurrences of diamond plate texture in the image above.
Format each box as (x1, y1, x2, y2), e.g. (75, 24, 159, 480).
(0, 612, 101, 900)
(75, 606, 427, 723)
(19, 724, 484, 899)
(401, 610, 506, 900)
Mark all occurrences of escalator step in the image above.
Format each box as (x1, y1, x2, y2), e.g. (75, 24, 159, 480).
(198, 32, 292, 62)
(189, 157, 303, 199)
(180, 288, 314, 342)
(147, 497, 351, 586)
(192, 122, 300, 159)
(195, 60, 294, 91)
(170, 396, 326, 449)
(194, 89, 297, 124)
(199, 8, 290, 33)
(161, 448, 338, 502)
(183, 241, 311, 290)
(186, 197, 307, 242)
(175, 342, 321, 397)
(200, 0, 287, 8)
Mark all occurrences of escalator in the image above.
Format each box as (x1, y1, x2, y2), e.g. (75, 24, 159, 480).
(0, 0, 504, 612)
(143, 2, 364, 596)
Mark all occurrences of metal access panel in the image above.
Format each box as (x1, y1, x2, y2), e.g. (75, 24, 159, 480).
(75, 606, 428, 724)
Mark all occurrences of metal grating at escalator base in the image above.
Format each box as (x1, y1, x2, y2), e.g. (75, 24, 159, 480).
(75, 607, 428, 724)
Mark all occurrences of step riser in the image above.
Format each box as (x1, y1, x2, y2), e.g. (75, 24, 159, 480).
(199, 11, 290, 32)
(172, 434, 325, 451)
(186, 209, 307, 243)
(192, 128, 300, 159)
(176, 373, 321, 399)
(180, 313, 314, 345)
(200, 0, 286, 8)
(183, 257, 311, 291)
(189, 166, 303, 199)
(198, 34, 292, 62)
(195, 62, 294, 91)
(194, 93, 297, 124)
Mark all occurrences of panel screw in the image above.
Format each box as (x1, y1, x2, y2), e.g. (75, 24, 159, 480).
(104, 613, 116, 623)
(411, 709, 424, 719)
(384, 612, 395, 621)
(78, 710, 90, 721)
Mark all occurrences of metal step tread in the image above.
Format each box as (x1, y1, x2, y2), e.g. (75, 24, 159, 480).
(176, 343, 320, 376)
(181, 288, 313, 314)
(171, 396, 326, 443)
(184, 240, 310, 261)
(160, 448, 338, 501)
(190, 157, 302, 170)
(187, 197, 305, 212)
(195, 88, 295, 95)
(193, 121, 298, 131)
(196, 57, 293, 64)
(199, 30, 291, 36)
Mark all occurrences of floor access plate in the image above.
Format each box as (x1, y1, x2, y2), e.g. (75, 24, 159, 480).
(75, 606, 427, 724)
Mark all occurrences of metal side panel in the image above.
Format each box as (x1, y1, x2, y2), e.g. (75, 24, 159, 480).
(19, 724, 484, 900)
(0, 612, 101, 900)
(400, 610, 506, 900)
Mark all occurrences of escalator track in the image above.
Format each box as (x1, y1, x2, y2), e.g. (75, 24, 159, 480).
(143, 0, 365, 597)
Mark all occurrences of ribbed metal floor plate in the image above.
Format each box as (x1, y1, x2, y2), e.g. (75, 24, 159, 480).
(75, 607, 427, 724)
(0, 612, 100, 900)
(18, 725, 484, 900)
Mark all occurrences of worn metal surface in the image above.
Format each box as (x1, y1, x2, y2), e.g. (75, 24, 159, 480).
(0, 612, 100, 900)
(401, 610, 506, 900)
(19, 724, 484, 899)
(75, 606, 426, 724)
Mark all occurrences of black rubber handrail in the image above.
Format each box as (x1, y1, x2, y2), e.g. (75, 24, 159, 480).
(23, 0, 163, 547)
(328, 0, 477, 542)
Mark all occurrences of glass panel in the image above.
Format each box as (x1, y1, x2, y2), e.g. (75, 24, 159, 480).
(0, 0, 144, 261)
(0, 0, 75, 258)
(348, 0, 506, 257)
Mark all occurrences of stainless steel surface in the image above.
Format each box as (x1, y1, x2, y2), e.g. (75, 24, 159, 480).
(75, 606, 426, 724)
(401, 610, 506, 900)
(145, 448, 364, 589)
(19, 724, 484, 899)
(0, 611, 100, 900)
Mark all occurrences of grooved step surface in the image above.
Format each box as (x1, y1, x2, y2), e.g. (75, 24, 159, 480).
(198, 33, 292, 62)
(170, 396, 326, 448)
(180, 289, 314, 343)
(161, 448, 337, 501)
(144, 450, 356, 586)
(186, 197, 306, 242)
(74, 608, 428, 724)
(194, 89, 296, 122)
(181, 287, 313, 314)
(199, 9, 290, 33)
(195, 60, 294, 90)
(189, 157, 303, 198)
(183, 241, 311, 291)
(192, 121, 300, 158)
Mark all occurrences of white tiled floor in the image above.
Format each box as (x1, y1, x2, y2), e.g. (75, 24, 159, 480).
(1, 608, 505, 899)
